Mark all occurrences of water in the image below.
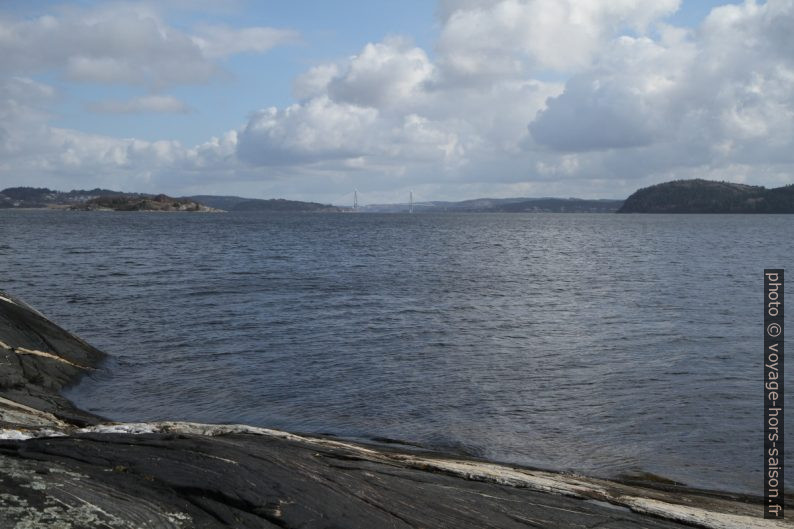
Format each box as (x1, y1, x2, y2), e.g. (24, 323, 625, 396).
(1, 210, 791, 495)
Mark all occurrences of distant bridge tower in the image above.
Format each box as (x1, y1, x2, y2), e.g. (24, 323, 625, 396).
(409, 191, 413, 213)
(353, 189, 359, 211)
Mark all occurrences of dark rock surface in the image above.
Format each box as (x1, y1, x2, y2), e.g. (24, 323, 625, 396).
(0, 430, 694, 529)
(0, 292, 781, 528)
(0, 292, 105, 427)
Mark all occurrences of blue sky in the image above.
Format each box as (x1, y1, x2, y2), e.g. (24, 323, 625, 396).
(45, 0, 728, 145)
(1, 0, 790, 203)
(30, 1, 440, 145)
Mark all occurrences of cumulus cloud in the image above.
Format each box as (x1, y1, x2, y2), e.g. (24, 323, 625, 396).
(0, 3, 296, 88)
(0, 1, 296, 193)
(204, 0, 794, 199)
(236, 95, 462, 169)
(0, 75, 236, 192)
(1, 0, 793, 201)
(436, 0, 681, 79)
(237, 97, 379, 165)
(87, 95, 191, 114)
(293, 64, 342, 100)
(230, 0, 688, 189)
(529, 35, 691, 151)
(529, 0, 794, 170)
(327, 37, 435, 109)
(0, 77, 58, 162)
(237, 31, 560, 178)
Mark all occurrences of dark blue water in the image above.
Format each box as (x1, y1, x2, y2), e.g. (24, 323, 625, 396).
(1, 210, 791, 494)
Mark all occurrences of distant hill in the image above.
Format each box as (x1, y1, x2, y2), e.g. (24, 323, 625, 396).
(185, 195, 252, 211)
(493, 198, 623, 213)
(618, 179, 794, 213)
(0, 187, 341, 213)
(0, 187, 126, 208)
(188, 195, 341, 212)
(362, 197, 623, 213)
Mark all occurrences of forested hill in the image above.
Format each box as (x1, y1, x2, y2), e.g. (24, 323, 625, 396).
(618, 179, 794, 213)
(0, 187, 123, 208)
(188, 196, 341, 212)
(0, 187, 340, 212)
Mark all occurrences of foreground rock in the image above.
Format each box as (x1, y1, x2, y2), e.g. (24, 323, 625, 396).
(0, 292, 104, 427)
(0, 292, 786, 528)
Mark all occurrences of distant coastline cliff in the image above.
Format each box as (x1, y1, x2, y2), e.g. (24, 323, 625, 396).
(618, 179, 794, 213)
(0, 187, 341, 213)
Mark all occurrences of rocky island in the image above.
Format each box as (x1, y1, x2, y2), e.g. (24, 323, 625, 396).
(0, 292, 786, 528)
(618, 179, 794, 213)
(70, 193, 221, 212)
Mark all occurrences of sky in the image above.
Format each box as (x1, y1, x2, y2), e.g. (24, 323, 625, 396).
(1, 0, 792, 204)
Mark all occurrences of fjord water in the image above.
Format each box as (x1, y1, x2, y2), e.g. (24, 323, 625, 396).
(1, 210, 791, 494)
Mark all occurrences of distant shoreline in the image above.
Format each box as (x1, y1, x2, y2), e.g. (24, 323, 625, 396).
(4, 178, 793, 214)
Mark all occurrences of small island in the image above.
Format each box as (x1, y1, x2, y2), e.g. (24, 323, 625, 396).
(70, 193, 221, 212)
(618, 179, 794, 213)
(0, 187, 220, 212)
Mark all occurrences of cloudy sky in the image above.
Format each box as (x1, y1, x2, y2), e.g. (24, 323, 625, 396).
(1, 0, 792, 204)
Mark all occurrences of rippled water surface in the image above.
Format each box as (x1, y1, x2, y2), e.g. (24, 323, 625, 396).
(1, 210, 791, 494)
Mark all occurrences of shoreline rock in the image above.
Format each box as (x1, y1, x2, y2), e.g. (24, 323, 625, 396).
(0, 292, 785, 528)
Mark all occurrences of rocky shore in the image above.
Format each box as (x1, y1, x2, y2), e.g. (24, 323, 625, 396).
(0, 291, 786, 528)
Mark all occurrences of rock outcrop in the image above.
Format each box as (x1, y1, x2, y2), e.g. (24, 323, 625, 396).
(71, 194, 221, 212)
(0, 292, 784, 528)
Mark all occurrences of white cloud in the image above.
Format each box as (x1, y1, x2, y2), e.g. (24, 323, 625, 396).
(236, 95, 463, 170)
(237, 97, 379, 165)
(436, 0, 681, 79)
(0, 76, 55, 107)
(0, 76, 236, 192)
(529, 0, 794, 173)
(236, 34, 557, 179)
(191, 24, 299, 59)
(327, 37, 435, 109)
(1, 0, 794, 201)
(293, 63, 342, 100)
(529, 35, 691, 151)
(88, 95, 191, 114)
(0, 3, 296, 88)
